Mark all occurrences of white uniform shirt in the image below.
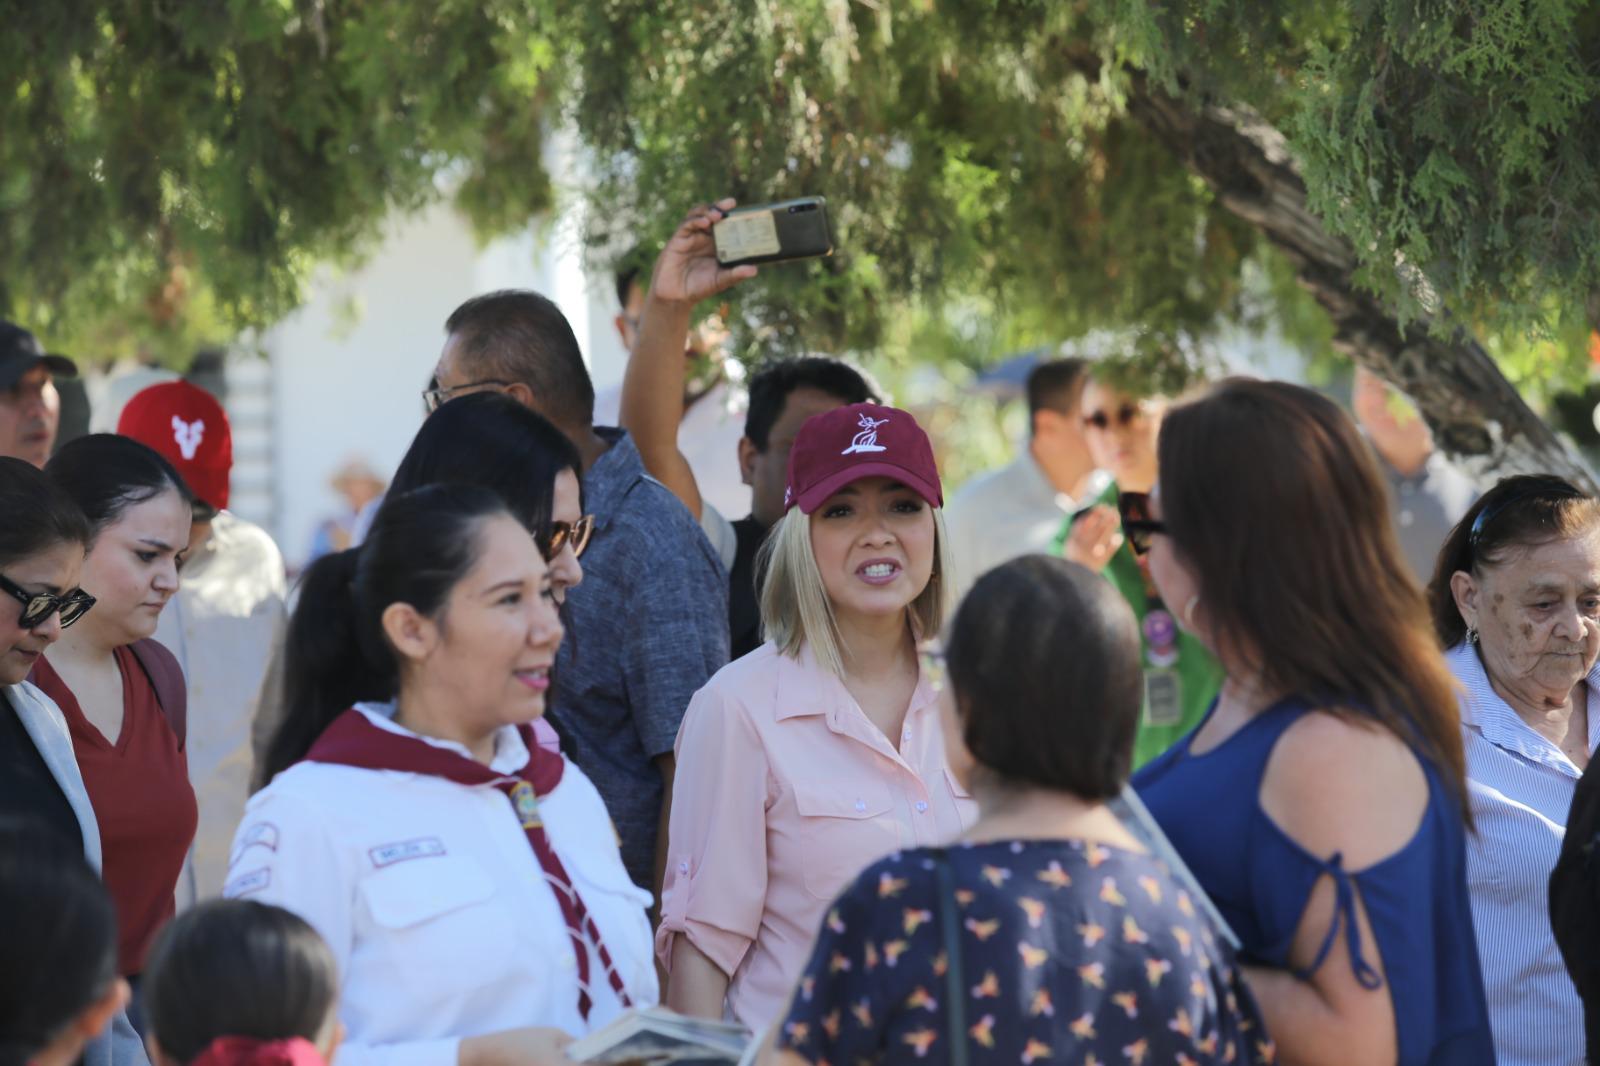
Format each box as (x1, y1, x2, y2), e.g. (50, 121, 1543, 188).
(159, 510, 288, 905)
(225, 704, 658, 1066)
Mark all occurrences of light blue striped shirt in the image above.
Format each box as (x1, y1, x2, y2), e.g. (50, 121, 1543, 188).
(1449, 641, 1596, 1066)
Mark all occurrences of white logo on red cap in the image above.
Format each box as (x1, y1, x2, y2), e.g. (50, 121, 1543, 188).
(841, 413, 890, 456)
(172, 416, 205, 461)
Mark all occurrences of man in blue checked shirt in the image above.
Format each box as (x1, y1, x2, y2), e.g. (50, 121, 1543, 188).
(432, 290, 729, 897)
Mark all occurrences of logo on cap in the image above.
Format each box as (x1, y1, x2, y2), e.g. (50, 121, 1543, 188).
(172, 416, 205, 461)
(841, 413, 890, 456)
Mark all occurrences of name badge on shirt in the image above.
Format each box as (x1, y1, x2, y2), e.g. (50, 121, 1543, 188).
(368, 837, 447, 868)
(1144, 668, 1183, 727)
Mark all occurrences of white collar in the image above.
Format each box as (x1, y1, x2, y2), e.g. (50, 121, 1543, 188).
(1447, 642, 1600, 777)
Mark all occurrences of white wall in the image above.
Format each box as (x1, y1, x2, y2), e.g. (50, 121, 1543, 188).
(261, 198, 628, 567)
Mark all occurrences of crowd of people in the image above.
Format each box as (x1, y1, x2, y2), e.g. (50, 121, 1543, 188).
(3, 199, 1600, 1066)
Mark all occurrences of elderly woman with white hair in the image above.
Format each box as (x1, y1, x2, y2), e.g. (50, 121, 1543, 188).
(1432, 474, 1600, 1066)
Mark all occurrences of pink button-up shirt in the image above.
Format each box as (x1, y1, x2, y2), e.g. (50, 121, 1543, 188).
(656, 641, 976, 1030)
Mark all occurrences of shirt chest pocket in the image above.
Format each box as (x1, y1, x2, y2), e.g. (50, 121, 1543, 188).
(791, 781, 901, 901)
(359, 856, 517, 992)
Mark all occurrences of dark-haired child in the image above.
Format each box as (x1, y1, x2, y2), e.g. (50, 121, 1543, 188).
(142, 901, 340, 1066)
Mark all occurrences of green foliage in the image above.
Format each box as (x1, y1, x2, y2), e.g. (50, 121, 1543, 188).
(1289, 0, 1600, 338)
(555, 0, 1598, 397)
(560, 0, 1287, 378)
(0, 0, 556, 364)
(3, 0, 1599, 403)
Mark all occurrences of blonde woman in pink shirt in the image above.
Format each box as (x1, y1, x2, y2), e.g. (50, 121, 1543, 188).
(657, 402, 976, 1029)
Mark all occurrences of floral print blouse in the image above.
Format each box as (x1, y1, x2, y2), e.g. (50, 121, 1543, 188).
(780, 839, 1274, 1065)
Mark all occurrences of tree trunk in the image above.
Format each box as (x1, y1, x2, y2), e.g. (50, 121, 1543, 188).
(1109, 68, 1598, 493)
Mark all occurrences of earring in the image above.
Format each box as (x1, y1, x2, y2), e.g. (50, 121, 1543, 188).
(1466, 625, 1479, 646)
(1183, 594, 1201, 628)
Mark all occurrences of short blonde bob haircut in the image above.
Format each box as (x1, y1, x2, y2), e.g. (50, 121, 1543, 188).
(757, 503, 954, 678)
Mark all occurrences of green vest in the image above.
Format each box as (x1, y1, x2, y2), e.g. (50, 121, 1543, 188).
(1053, 483, 1224, 768)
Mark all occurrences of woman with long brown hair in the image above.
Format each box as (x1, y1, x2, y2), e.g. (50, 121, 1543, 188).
(1131, 379, 1492, 1065)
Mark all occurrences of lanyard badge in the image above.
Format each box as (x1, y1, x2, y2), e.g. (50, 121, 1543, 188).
(1142, 608, 1184, 726)
(510, 780, 543, 830)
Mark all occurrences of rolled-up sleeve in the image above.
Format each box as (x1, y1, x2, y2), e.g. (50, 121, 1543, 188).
(656, 684, 770, 978)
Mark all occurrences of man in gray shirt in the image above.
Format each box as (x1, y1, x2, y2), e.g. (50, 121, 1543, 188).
(432, 291, 730, 893)
(944, 358, 1102, 599)
(1352, 366, 1478, 584)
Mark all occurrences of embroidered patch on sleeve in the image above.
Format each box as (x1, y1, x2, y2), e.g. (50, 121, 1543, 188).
(368, 837, 448, 868)
(225, 868, 271, 897)
(231, 822, 280, 864)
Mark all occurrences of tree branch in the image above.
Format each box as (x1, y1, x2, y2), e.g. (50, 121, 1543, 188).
(1094, 61, 1597, 492)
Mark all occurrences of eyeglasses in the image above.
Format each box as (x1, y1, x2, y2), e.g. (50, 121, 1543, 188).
(1083, 402, 1143, 431)
(917, 640, 947, 694)
(540, 515, 596, 561)
(422, 379, 514, 414)
(0, 573, 96, 630)
(1117, 491, 1167, 556)
(1468, 478, 1585, 557)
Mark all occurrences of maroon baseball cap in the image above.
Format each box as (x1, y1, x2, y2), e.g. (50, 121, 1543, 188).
(784, 402, 943, 514)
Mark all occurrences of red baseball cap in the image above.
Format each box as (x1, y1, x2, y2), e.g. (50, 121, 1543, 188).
(785, 402, 943, 514)
(117, 381, 232, 511)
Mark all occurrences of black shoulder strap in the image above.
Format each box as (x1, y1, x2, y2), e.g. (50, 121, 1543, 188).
(931, 848, 969, 1066)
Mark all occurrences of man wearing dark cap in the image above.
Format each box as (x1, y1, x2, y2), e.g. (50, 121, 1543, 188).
(0, 322, 77, 467)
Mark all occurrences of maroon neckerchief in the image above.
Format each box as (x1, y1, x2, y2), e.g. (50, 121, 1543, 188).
(303, 708, 632, 1020)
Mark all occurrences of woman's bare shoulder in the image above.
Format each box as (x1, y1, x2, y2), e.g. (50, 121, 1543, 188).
(1259, 708, 1430, 870)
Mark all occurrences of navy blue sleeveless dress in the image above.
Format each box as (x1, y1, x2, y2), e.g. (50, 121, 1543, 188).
(1133, 696, 1494, 1065)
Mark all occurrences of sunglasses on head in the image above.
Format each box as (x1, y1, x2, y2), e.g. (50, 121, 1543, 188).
(1082, 402, 1143, 431)
(1468, 479, 1585, 558)
(0, 573, 96, 630)
(1117, 491, 1167, 556)
(539, 515, 595, 562)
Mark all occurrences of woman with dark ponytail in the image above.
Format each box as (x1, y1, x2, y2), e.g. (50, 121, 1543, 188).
(249, 393, 591, 781)
(231, 485, 655, 1066)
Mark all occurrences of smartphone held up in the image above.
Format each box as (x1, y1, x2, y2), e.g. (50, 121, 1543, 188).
(713, 197, 833, 268)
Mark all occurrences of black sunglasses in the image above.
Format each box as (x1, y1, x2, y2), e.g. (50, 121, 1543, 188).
(1117, 491, 1167, 556)
(1083, 402, 1143, 431)
(0, 573, 96, 630)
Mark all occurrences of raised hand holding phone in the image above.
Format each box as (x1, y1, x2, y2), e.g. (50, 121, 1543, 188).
(650, 199, 759, 306)
(620, 199, 758, 528)
(712, 197, 833, 267)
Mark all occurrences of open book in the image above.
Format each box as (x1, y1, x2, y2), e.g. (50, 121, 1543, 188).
(567, 1008, 760, 1065)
